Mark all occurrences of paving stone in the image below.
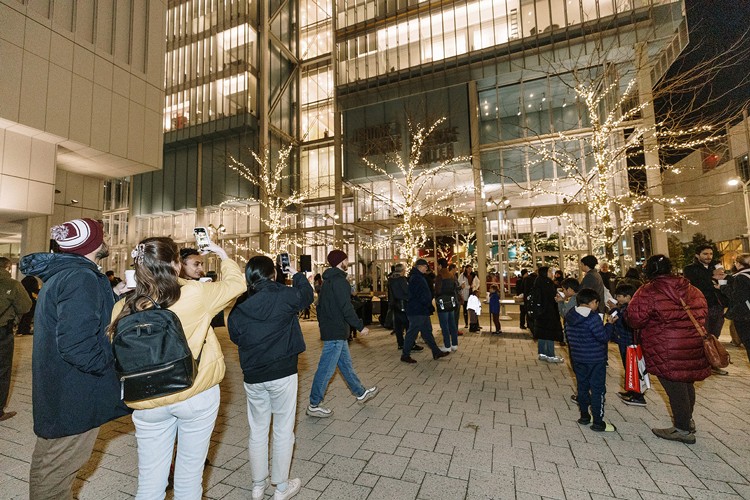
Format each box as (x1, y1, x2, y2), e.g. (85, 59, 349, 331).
(368, 476, 420, 500)
(319, 436, 364, 458)
(317, 455, 366, 482)
(681, 456, 749, 484)
(319, 479, 371, 500)
(400, 431, 438, 451)
(557, 465, 613, 495)
(514, 467, 565, 499)
(408, 449, 451, 475)
(364, 452, 409, 479)
(599, 463, 661, 493)
(640, 461, 704, 487)
(417, 473, 468, 499)
(531, 442, 577, 466)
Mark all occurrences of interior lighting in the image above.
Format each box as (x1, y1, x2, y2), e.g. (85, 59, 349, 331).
(728, 178, 741, 187)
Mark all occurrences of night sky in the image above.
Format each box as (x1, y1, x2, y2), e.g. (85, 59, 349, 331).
(664, 0, 750, 121)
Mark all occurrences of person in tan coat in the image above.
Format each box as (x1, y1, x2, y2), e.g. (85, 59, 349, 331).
(109, 237, 245, 499)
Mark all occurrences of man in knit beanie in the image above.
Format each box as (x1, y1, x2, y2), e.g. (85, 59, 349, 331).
(19, 219, 129, 498)
(306, 249, 378, 417)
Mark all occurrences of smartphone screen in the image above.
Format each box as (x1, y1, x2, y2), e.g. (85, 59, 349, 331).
(277, 253, 291, 273)
(557, 290, 565, 298)
(194, 227, 211, 250)
(610, 310, 618, 318)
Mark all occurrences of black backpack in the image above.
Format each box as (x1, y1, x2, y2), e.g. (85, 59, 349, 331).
(112, 296, 199, 402)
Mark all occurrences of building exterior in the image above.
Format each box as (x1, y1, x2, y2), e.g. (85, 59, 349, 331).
(664, 112, 750, 268)
(104, 0, 689, 289)
(0, 0, 166, 268)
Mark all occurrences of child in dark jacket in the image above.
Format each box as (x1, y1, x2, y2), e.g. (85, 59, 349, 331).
(609, 283, 646, 406)
(488, 285, 502, 335)
(565, 288, 617, 432)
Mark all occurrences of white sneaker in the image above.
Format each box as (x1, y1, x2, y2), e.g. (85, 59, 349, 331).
(356, 386, 379, 404)
(548, 356, 565, 363)
(274, 478, 301, 500)
(538, 354, 548, 361)
(439, 346, 451, 353)
(451, 345, 458, 352)
(252, 478, 270, 500)
(306, 404, 333, 417)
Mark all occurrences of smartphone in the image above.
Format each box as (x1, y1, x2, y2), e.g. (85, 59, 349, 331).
(557, 290, 565, 298)
(610, 310, 618, 318)
(198, 277, 213, 283)
(193, 227, 211, 251)
(277, 253, 291, 274)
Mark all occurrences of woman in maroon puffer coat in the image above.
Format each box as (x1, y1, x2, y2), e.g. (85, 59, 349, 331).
(628, 255, 711, 445)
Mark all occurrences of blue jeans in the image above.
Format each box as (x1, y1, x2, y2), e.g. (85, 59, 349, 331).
(403, 315, 441, 356)
(309, 340, 365, 405)
(538, 339, 555, 357)
(437, 310, 458, 348)
(574, 361, 607, 423)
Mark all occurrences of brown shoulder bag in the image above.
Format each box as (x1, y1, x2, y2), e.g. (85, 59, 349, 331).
(679, 298, 730, 369)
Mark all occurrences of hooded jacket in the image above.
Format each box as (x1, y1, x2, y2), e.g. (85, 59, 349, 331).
(228, 272, 313, 384)
(627, 275, 711, 382)
(317, 266, 363, 340)
(565, 306, 613, 364)
(0, 268, 32, 325)
(19, 252, 130, 438)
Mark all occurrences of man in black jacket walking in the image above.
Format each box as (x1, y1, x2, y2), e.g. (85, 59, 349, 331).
(307, 250, 378, 417)
(401, 259, 451, 363)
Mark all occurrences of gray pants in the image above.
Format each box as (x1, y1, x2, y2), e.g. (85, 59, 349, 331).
(29, 427, 99, 500)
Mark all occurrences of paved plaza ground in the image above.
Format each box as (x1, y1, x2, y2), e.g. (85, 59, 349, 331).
(2, 310, 750, 500)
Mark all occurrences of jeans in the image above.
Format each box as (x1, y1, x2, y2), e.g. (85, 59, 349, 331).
(437, 310, 458, 348)
(0, 322, 13, 412)
(244, 374, 297, 486)
(705, 304, 725, 337)
(404, 315, 441, 357)
(310, 340, 365, 405)
(29, 427, 99, 500)
(658, 377, 695, 431)
(574, 361, 607, 424)
(132, 384, 220, 500)
(393, 310, 408, 347)
(537, 339, 555, 357)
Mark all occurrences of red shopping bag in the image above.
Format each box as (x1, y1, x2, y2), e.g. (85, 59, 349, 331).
(625, 345, 640, 393)
(625, 345, 650, 394)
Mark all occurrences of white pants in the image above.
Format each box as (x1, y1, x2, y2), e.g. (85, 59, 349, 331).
(132, 385, 220, 500)
(244, 374, 297, 486)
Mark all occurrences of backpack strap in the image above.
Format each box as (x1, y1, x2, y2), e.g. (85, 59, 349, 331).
(129, 295, 160, 313)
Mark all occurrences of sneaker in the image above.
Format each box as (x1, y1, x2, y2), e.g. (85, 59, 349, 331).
(621, 395, 647, 407)
(712, 367, 729, 376)
(538, 354, 548, 361)
(439, 346, 451, 353)
(652, 426, 695, 444)
(0, 411, 17, 422)
(547, 356, 565, 363)
(274, 478, 301, 500)
(306, 404, 333, 418)
(356, 387, 378, 404)
(451, 345, 458, 352)
(577, 414, 591, 425)
(433, 351, 450, 360)
(591, 421, 617, 432)
(412, 344, 424, 351)
(252, 478, 270, 500)
(401, 355, 417, 364)
(570, 394, 578, 403)
(616, 391, 631, 400)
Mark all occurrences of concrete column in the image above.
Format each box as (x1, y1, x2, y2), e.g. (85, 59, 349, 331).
(468, 81, 487, 297)
(20, 216, 51, 256)
(637, 44, 668, 255)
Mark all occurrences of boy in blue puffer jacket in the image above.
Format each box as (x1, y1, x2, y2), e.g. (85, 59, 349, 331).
(565, 288, 617, 432)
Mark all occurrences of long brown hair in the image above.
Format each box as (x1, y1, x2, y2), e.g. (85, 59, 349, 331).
(108, 237, 182, 337)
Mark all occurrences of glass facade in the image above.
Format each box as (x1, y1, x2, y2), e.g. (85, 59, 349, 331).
(164, 0, 258, 132)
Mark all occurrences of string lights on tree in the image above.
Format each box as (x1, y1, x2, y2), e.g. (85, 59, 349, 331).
(355, 116, 472, 260)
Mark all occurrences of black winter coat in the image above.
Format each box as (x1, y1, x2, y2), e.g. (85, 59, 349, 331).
(406, 268, 433, 316)
(228, 272, 313, 384)
(722, 268, 750, 320)
(317, 267, 363, 340)
(529, 275, 564, 341)
(683, 259, 722, 307)
(19, 253, 130, 439)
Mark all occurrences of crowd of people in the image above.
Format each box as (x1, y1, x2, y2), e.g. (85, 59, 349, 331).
(1, 217, 749, 497)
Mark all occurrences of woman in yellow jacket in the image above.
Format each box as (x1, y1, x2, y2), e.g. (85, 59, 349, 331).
(109, 237, 245, 499)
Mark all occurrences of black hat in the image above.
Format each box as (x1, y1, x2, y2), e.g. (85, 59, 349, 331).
(414, 258, 429, 267)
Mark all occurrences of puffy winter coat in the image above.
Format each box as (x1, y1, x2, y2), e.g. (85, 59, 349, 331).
(565, 306, 613, 364)
(723, 268, 750, 321)
(627, 275, 711, 382)
(317, 266, 363, 340)
(407, 268, 433, 316)
(228, 272, 313, 384)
